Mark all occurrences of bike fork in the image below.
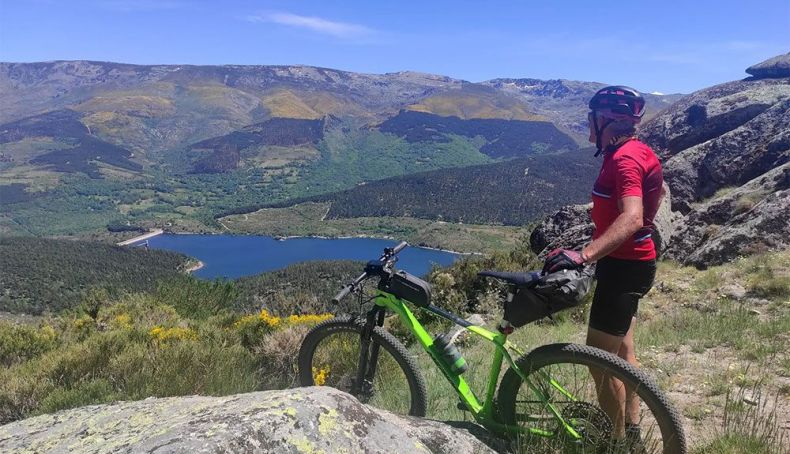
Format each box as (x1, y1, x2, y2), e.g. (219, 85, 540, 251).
(352, 308, 384, 400)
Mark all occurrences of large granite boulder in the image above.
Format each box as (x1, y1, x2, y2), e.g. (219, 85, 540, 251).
(664, 163, 790, 267)
(747, 52, 790, 79)
(0, 387, 496, 453)
(640, 79, 790, 211)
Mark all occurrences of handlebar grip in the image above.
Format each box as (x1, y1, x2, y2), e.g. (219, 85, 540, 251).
(332, 271, 368, 304)
(332, 285, 352, 304)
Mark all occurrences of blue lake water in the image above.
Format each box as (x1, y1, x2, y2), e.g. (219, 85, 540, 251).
(140, 234, 460, 279)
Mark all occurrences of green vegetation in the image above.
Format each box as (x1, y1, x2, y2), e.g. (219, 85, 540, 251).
(265, 150, 598, 226)
(234, 260, 364, 315)
(0, 289, 332, 424)
(0, 237, 187, 314)
(0, 232, 786, 451)
(378, 110, 577, 158)
(220, 202, 526, 253)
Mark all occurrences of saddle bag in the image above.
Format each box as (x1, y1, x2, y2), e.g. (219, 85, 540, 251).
(504, 265, 595, 328)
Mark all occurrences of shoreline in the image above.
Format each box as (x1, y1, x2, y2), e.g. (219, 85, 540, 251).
(166, 230, 480, 256)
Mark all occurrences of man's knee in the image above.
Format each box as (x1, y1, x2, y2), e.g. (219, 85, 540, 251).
(586, 327, 624, 354)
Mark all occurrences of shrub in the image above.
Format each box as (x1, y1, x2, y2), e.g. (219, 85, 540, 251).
(0, 322, 59, 366)
(255, 325, 313, 388)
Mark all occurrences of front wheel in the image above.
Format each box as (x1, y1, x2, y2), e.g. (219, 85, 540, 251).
(497, 343, 686, 453)
(298, 316, 428, 417)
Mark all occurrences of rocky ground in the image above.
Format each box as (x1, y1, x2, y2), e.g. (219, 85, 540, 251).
(0, 387, 499, 453)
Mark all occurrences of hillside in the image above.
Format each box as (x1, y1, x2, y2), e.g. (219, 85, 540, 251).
(526, 53, 790, 269)
(0, 242, 786, 452)
(0, 236, 188, 314)
(482, 78, 683, 138)
(378, 110, 577, 158)
(0, 61, 689, 239)
(249, 150, 598, 226)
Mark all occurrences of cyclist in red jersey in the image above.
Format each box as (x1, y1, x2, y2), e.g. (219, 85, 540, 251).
(543, 86, 665, 445)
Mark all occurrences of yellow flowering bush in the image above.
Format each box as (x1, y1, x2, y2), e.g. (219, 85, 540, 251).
(72, 315, 95, 335)
(110, 313, 133, 330)
(149, 326, 198, 342)
(0, 322, 59, 366)
(235, 310, 332, 348)
(312, 366, 330, 386)
(286, 313, 334, 326)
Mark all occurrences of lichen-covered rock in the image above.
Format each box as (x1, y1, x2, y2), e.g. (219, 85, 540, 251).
(658, 96, 790, 211)
(0, 387, 496, 454)
(664, 163, 790, 267)
(747, 52, 790, 79)
(529, 203, 593, 257)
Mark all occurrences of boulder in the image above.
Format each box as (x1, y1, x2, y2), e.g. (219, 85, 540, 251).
(659, 96, 790, 210)
(747, 52, 790, 79)
(529, 203, 593, 256)
(664, 163, 790, 267)
(640, 78, 790, 163)
(0, 387, 497, 453)
(529, 183, 678, 258)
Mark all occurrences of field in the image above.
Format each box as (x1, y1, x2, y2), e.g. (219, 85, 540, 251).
(219, 201, 526, 253)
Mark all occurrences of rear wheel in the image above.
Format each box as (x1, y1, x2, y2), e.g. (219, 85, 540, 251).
(298, 316, 428, 416)
(496, 343, 686, 453)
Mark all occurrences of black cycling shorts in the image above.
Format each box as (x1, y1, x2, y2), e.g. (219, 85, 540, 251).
(588, 256, 656, 337)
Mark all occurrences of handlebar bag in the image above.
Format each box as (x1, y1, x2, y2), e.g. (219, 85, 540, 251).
(382, 270, 432, 308)
(504, 265, 595, 327)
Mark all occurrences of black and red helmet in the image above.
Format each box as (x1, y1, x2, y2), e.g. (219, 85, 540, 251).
(588, 85, 645, 122)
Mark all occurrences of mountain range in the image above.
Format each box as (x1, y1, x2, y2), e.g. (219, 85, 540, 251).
(0, 60, 682, 237)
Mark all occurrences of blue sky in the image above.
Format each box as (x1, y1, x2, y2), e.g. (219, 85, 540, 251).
(1, 0, 788, 93)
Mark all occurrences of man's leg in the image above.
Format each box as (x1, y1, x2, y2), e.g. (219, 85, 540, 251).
(619, 317, 640, 425)
(586, 326, 628, 437)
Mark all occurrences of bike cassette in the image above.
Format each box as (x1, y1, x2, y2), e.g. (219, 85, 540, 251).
(560, 401, 613, 447)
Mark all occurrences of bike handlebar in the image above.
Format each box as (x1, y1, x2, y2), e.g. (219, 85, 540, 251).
(331, 241, 409, 304)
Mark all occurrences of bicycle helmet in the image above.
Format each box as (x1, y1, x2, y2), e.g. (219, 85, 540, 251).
(589, 85, 645, 121)
(588, 85, 645, 156)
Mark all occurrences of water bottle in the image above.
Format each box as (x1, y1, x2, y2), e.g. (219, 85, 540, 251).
(432, 334, 468, 374)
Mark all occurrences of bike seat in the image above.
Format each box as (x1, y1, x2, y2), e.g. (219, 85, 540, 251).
(477, 270, 542, 287)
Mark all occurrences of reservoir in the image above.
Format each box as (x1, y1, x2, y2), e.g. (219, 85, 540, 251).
(139, 234, 460, 279)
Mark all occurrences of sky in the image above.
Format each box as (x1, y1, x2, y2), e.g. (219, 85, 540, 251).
(1, 0, 788, 94)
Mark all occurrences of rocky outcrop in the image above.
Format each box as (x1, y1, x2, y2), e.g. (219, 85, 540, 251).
(0, 387, 496, 453)
(639, 79, 790, 212)
(529, 183, 678, 258)
(529, 203, 593, 256)
(664, 163, 790, 267)
(529, 54, 790, 268)
(747, 52, 790, 79)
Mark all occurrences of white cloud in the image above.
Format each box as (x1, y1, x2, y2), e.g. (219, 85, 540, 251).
(246, 12, 373, 38)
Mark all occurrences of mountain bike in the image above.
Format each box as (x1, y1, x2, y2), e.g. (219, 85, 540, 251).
(298, 242, 686, 453)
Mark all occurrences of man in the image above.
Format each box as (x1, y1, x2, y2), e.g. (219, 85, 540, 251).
(543, 86, 664, 445)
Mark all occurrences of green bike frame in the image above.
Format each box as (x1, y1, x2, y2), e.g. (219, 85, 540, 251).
(374, 289, 582, 439)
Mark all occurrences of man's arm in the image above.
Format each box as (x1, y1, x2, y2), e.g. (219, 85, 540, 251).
(581, 196, 643, 262)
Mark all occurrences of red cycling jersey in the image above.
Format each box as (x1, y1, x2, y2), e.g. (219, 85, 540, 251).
(590, 139, 663, 261)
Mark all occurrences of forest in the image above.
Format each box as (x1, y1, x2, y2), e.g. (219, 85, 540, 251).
(239, 150, 599, 226)
(0, 237, 187, 314)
